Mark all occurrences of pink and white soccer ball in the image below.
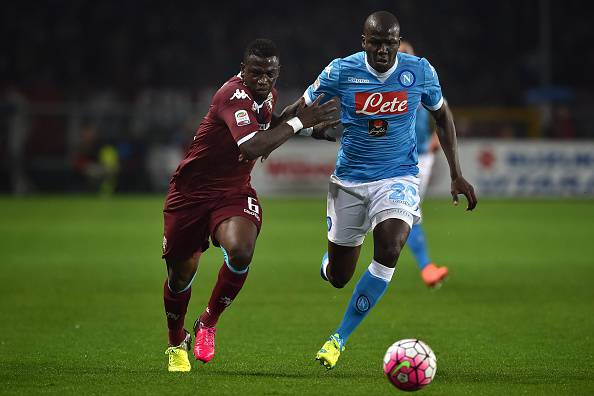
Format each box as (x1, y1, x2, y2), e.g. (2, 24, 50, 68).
(383, 339, 437, 391)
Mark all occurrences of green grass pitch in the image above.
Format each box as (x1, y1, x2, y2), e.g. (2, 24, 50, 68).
(0, 196, 593, 395)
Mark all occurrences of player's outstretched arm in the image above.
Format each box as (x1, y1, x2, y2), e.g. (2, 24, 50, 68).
(239, 95, 337, 161)
(430, 101, 478, 211)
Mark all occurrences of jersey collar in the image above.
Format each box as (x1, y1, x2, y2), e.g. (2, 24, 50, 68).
(364, 53, 398, 83)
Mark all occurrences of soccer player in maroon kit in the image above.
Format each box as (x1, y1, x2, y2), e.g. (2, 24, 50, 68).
(162, 39, 338, 372)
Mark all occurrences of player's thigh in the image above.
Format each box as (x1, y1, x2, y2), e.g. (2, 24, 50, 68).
(327, 176, 370, 247)
(214, 217, 258, 254)
(162, 194, 211, 267)
(210, 194, 262, 267)
(372, 218, 411, 267)
(328, 240, 361, 282)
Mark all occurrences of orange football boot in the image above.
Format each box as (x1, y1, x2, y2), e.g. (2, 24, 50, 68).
(421, 263, 448, 288)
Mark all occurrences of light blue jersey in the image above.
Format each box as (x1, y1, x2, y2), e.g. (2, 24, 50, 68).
(415, 105, 432, 155)
(304, 51, 443, 182)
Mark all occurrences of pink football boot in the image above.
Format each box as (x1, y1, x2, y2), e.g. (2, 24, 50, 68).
(193, 321, 217, 363)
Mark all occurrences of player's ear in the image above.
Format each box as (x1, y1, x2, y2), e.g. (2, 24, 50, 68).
(240, 62, 245, 77)
(361, 34, 366, 49)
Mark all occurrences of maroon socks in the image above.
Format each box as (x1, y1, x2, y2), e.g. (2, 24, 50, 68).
(199, 263, 248, 328)
(163, 279, 191, 346)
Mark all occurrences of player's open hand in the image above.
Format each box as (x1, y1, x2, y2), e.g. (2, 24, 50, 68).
(298, 94, 338, 128)
(311, 119, 340, 141)
(281, 98, 305, 120)
(451, 176, 477, 211)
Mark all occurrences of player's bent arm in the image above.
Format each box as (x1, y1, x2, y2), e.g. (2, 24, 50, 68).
(238, 123, 297, 161)
(239, 96, 337, 160)
(430, 100, 461, 179)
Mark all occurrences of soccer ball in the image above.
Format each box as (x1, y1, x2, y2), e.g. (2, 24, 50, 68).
(383, 339, 437, 391)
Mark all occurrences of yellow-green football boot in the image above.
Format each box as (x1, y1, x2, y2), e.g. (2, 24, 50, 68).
(165, 330, 192, 372)
(315, 333, 345, 369)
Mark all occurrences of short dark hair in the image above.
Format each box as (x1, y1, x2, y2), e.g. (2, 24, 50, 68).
(243, 39, 279, 62)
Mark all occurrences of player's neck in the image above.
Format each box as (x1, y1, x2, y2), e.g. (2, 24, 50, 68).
(364, 53, 398, 82)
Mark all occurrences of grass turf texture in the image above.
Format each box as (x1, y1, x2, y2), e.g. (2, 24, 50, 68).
(0, 196, 593, 395)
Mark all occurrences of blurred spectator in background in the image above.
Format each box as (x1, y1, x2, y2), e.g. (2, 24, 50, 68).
(551, 105, 576, 139)
(72, 123, 119, 195)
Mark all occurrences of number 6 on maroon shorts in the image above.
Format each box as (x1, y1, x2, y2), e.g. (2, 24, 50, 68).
(162, 190, 263, 262)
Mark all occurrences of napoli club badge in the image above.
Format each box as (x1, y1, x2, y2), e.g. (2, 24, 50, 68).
(398, 70, 415, 87)
(368, 119, 388, 137)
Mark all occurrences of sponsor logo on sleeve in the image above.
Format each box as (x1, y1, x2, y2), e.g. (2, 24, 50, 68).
(234, 109, 251, 126)
(230, 89, 251, 100)
(355, 91, 408, 115)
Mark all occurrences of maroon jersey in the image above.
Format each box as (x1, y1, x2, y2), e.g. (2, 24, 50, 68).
(171, 75, 277, 199)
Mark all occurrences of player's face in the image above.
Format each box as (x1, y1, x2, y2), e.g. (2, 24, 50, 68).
(241, 55, 280, 102)
(362, 27, 400, 73)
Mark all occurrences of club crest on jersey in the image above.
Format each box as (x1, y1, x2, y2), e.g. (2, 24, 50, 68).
(368, 119, 388, 137)
(234, 109, 251, 126)
(355, 91, 408, 115)
(398, 70, 416, 87)
(230, 89, 251, 100)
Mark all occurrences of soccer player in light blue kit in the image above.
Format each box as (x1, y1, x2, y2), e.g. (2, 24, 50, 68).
(399, 40, 450, 288)
(301, 11, 477, 369)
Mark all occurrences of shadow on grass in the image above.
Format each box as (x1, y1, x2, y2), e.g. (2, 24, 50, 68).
(209, 368, 377, 380)
(438, 368, 594, 385)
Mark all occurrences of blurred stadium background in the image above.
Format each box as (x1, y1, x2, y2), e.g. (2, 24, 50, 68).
(1, 1, 593, 395)
(1, 0, 593, 196)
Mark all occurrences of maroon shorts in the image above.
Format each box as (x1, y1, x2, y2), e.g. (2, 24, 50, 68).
(162, 185, 263, 262)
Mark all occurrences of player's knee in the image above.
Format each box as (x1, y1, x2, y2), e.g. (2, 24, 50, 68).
(375, 244, 402, 267)
(328, 270, 349, 289)
(168, 271, 194, 292)
(166, 254, 200, 292)
(226, 245, 254, 270)
(329, 276, 348, 289)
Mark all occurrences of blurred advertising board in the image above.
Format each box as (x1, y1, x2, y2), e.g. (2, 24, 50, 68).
(429, 140, 594, 198)
(252, 139, 594, 198)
